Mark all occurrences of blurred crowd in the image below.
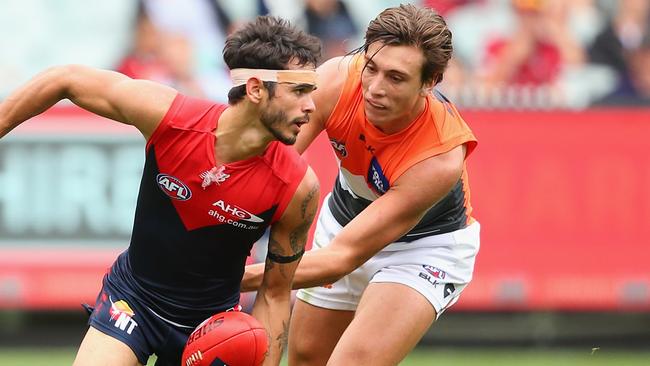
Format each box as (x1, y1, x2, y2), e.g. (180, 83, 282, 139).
(1, 0, 649, 108)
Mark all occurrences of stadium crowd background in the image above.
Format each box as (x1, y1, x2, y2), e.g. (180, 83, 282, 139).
(1, 0, 649, 108)
(1, 0, 650, 363)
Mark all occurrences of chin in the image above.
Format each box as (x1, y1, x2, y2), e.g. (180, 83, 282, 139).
(277, 134, 297, 145)
(365, 112, 389, 126)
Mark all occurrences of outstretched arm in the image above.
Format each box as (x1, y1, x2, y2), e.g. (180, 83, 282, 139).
(243, 145, 466, 290)
(0, 65, 177, 139)
(250, 167, 320, 366)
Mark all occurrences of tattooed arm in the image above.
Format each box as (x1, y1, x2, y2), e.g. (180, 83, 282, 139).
(250, 167, 319, 366)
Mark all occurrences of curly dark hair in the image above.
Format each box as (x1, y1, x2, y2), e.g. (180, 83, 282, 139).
(223, 16, 322, 104)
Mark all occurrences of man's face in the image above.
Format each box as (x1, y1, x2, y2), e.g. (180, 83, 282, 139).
(361, 42, 430, 132)
(260, 63, 317, 145)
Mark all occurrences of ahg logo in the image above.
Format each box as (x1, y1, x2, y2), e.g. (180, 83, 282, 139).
(157, 174, 192, 201)
(212, 200, 264, 223)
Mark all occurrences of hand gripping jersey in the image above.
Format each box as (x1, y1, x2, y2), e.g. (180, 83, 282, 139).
(325, 55, 478, 241)
(108, 94, 307, 326)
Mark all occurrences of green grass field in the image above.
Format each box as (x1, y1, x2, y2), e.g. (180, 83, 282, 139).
(1, 347, 649, 366)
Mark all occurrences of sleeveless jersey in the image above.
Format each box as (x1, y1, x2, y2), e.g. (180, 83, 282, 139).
(325, 54, 478, 241)
(108, 94, 307, 326)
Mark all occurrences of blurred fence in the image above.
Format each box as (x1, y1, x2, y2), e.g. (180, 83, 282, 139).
(1, 105, 649, 311)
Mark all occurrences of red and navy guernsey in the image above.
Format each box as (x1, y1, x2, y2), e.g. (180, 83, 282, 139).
(107, 94, 307, 327)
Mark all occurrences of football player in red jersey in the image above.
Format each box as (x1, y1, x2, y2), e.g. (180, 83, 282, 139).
(0, 16, 320, 366)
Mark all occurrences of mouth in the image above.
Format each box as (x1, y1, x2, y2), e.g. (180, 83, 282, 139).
(293, 116, 309, 127)
(365, 98, 386, 110)
(291, 117, 309, 132)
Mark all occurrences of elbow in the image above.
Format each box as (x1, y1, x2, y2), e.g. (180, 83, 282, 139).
(41, 65, 79, 98)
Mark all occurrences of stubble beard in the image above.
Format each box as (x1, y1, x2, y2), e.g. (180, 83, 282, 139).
(260, 107, 296, 145)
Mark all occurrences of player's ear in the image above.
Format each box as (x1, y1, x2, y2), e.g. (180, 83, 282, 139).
(419, 81, 434, 97)
(245, 78, 265, 104)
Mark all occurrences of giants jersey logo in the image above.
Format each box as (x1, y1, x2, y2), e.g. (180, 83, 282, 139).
(367, 157, 389, 195)
(157, 174, 192, 201)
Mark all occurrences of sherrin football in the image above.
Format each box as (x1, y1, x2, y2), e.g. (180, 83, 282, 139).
(182, 311, 268, 366)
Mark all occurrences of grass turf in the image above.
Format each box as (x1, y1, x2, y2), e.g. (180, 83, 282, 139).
(1, 347, 649, 365)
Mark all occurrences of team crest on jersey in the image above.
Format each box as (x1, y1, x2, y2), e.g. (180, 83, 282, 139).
(329, 138, 348, 158)
(109, 298, 138, 335)
(157, 174, 192, 201)
(200, 165, 230, 188)
(367, 157, 389, 194)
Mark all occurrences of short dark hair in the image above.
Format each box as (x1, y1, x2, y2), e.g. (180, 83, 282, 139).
(223, 16, 322, 104)
(361, 4, 453, 85)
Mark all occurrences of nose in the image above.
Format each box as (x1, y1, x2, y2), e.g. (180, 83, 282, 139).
(303, 96, 316, 114)
(367, 75, 386, 97)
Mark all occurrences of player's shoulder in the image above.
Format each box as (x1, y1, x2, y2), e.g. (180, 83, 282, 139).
(427, 89, 465, 124)
(317, 55, 358, 90)
(312, 55, 358, 125)
(163, 94, 225, 131)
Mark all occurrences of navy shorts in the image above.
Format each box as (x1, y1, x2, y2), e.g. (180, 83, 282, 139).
(88, 275, 239, 366)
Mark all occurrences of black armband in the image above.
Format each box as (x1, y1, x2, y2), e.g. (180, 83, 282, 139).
(267, 248, 305, 263)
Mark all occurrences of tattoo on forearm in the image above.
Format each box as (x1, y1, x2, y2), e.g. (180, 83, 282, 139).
(276, 320, 290, 351)
(266, 236, 289, 277)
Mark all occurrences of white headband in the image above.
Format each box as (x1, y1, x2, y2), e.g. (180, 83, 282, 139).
(230, 68, 317, 87)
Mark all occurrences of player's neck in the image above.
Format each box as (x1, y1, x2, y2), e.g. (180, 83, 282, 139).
(214, 105, 273, 163)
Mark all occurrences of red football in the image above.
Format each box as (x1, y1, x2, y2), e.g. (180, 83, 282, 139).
(182, 311, 268, 366)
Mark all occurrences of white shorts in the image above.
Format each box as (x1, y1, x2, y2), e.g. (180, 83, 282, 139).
(296, 200, 480, 319)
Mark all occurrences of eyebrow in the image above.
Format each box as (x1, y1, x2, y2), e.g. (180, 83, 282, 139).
(290, 83, 317, 91)
(364, 57, 411, 78)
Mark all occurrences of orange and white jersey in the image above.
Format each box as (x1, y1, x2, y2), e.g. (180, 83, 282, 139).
(324, 54, 478, 240)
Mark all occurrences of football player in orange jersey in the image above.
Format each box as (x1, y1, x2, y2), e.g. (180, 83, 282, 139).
(243, 4, 480, 365)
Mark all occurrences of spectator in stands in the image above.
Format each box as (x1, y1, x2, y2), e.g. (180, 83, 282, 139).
(257, 0, 359, 60)
(117, 2, 205, 97)
(140, 0, 234, 102)
(423, 0, 476, 16)
(589, 0, 650, 103)
(594, 28, 650, 106)
(478, 0, 585, 89)
(304, 0, 359, 59)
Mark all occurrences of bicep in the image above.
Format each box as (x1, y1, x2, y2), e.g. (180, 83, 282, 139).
(65, 65, 177, 139)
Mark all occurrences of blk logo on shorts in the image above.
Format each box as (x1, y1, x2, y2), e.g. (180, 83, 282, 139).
(109, 298, 138, 335)
(418, 272, 439, 287)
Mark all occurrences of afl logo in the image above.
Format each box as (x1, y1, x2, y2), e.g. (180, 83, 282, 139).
(329, 138, 348, 158)
(156, 174, 192, 201)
